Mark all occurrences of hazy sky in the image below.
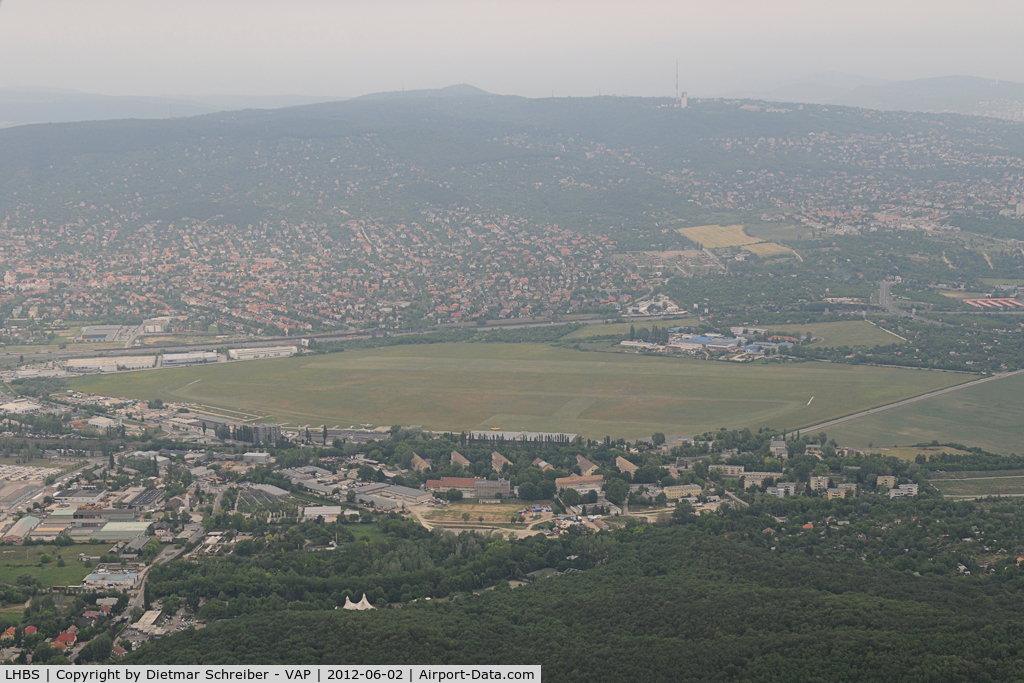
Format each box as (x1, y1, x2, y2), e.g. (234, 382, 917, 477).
(0, 0, 1022, 98)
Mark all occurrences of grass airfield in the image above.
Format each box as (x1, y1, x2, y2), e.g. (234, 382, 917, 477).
(827, 371, 1024, 456)
(69, 343, 968, 439)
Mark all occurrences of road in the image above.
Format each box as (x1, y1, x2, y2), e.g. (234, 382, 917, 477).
(127, 543, 186, 614)
(798, 368, 1024, 433)
(725, 491, 749, 508)
(4, 313, 684, 365)
(124, 323, 144, 349)
(878, 280, 950, 326)
(211, 487, 226, 513)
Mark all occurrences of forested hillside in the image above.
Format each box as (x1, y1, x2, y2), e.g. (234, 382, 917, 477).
(127, 525, 1024, 681)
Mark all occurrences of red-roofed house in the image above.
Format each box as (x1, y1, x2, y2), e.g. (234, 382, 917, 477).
(54, 631, 76, 649)
(0, 626, 14, 641)
(23, 626, 37, 635)
(426, 477, 484, 495)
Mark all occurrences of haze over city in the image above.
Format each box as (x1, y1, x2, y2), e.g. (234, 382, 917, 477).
(4, 0, 1024, 675)
(0, 0, 1022, 99)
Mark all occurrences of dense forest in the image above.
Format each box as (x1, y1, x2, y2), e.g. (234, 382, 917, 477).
(127, 523, 1024, 681)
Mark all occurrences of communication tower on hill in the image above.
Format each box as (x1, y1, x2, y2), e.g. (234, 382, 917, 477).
(675, 60, 688, 109)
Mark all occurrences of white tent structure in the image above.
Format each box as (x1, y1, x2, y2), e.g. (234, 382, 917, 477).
(343, 594, 375, 611)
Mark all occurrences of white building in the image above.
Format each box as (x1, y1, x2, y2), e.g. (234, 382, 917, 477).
(87, 416, 122, 430)
(228, 346, 297, 361)
(889, 483, 919, 499)
(162, 351, 218, 366)
(66, 356, 156, 372)
(0, 399, 41, 414)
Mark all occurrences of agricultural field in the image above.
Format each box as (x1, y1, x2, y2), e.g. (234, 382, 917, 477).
(827, 371, 1024, 456)
(69, 343, 968, 439)
(677, 224, 790, 256)
(743, 242, 794, 256)
(745, 222, 814, 242)
(678, 224, 761, 248)
(0, 545, 112, 589)
(772, 321, 904, 348)
(980, 278, 1024, 287)
(234, 488, 297, 515)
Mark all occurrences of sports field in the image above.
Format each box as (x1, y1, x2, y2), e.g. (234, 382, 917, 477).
(827, 371, 1024, 456)
(69, 343, 967, 439)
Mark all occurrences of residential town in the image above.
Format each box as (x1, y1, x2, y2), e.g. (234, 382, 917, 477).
(0, 391, 931, 665)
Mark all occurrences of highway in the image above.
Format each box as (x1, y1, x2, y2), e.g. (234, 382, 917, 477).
(798, 367, 1024, 434)
(878, 280, 950, 326)
(2, 313, 684, 365)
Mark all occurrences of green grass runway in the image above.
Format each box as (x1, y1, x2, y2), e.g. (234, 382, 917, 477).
(70, 343, 967, 439)
(828, 371, 1024, 457)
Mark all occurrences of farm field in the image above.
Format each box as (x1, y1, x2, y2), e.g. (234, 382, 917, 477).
(69, 343, 968, 439)
(678, 224, 760, 248)
(743, 241, 794, 256)
(0, 545, 112, 588)
(745, 223, 814, 242)
(827, 371, 1024, 456)
(772, 321, 904, 348)
(980, 278, 1024, 287)
(677, 224, 790, 256)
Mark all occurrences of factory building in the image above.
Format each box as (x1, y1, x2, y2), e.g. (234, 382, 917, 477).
(228, 346, 297, 361)
(66, 356, 156, 372)
(162, 351, 218, 366)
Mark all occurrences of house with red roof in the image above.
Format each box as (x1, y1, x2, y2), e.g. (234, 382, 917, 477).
(53, 631, 76, 649)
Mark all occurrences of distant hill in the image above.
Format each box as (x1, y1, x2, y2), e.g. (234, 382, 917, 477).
(0, 87, 344, 127)
(3, 83, 1024, 252)
(740, 74, 1024, 119)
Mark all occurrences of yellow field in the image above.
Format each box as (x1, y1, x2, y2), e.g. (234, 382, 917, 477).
(678, 224, 790, 256)
(678, 224, 760, 248)
(744, 242, 794, 256)
(939, 291, 989, 300)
